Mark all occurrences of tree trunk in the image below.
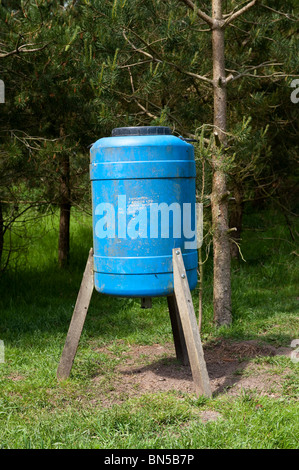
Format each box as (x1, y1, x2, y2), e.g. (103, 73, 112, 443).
(58, 153, 71, 268)
(229, 184, 244, 259)
(211, 0, 232, 326)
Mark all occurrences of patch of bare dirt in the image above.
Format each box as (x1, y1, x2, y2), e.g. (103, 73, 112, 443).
(91, 339, 294, 407)
(6, 374, 25, 382)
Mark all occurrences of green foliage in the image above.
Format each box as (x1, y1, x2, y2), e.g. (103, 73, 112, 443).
(0, 0, 298, 270)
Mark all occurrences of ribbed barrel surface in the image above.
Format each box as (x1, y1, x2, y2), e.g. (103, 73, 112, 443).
(90, 127, 197, 297)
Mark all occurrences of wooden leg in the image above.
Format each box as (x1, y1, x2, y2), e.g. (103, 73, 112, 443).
(172, 248, 212, 397)
(141, 297, 152, 309)
(57, 248, 94, 381)
(167, 294, 189, 366)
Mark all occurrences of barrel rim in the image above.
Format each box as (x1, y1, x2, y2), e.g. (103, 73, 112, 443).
(111, 126, 172, 137)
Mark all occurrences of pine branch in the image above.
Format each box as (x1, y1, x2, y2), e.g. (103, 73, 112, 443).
(0, 42, 49, 58)
(178, 0, 214, 27)
(122, 30, 213, 85)
(112, 88, 202, 138)
(118, 59, 153, 69)
(224, 0, 258, 27)
(127, 66, 158, 120)
(260, 4, 298, 21)
(226, 61, 284, 83)
(135, 100, 158, 120)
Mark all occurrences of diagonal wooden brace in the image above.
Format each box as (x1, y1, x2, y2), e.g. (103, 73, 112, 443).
(57, 248, 94, 381)
(172, 248, 212, 397)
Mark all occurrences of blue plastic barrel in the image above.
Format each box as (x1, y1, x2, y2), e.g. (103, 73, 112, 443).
(90, 126, 197, 297)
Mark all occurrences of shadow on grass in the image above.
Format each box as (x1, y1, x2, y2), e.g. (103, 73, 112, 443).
(90, 335, 293, 399)
(0, 263, 171, 346)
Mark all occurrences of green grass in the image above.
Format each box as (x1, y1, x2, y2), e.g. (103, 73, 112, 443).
(0, 207, 298, 449)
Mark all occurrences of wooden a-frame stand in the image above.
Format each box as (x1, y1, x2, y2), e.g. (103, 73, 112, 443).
(57, 248, 212, 397)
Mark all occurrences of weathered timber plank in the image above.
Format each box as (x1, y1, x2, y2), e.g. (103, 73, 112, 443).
(172, 248, 212, 397)
(57, 248, 94, 381)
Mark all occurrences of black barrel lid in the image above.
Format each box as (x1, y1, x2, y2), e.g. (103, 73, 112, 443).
(111, 126, 172, 137)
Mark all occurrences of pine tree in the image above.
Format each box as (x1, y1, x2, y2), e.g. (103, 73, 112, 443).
(91, 0, 298, 325)
(0, 1, 118, 268)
